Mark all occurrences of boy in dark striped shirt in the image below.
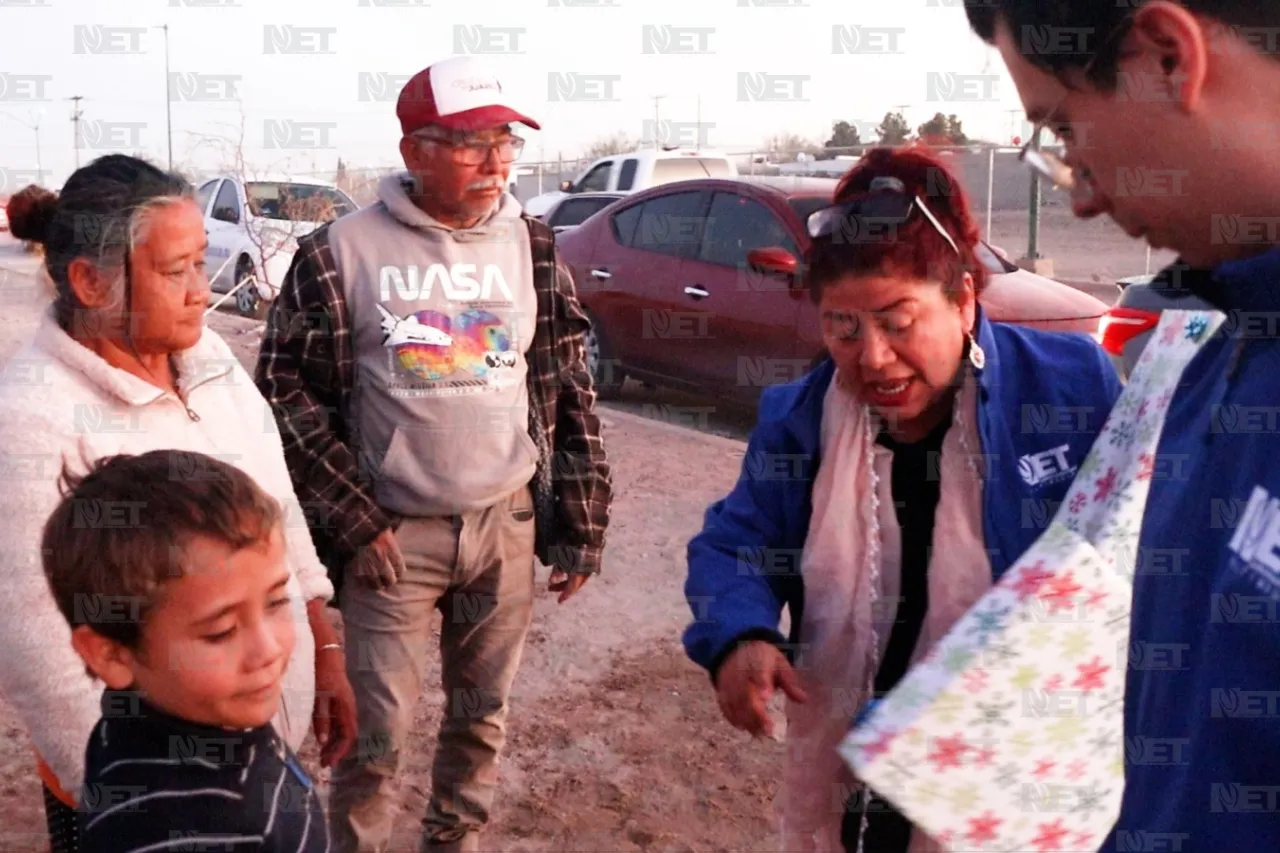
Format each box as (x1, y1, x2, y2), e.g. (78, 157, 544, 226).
(41, 450, 329, 853)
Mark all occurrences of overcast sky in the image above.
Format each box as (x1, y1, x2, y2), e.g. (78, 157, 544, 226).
(0, 0, 1036, 188)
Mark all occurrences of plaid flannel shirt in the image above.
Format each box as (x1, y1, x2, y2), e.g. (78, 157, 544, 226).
(254, 213, 611, 590)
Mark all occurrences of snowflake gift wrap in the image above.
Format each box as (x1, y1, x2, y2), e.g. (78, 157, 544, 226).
(839, 310, 1225, 852)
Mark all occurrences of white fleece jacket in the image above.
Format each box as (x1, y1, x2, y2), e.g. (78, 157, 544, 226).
(0, 307, 334, 797)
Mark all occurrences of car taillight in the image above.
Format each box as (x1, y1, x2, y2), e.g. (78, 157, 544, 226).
(1095, 307, 1160, 356)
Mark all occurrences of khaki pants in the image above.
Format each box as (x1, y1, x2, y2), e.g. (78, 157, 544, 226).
(329, 486, 536, 853)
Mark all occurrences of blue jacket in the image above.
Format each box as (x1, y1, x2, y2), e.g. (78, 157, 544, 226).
(1103, 247, 1280, 851)
(683, 309, 1124, 677)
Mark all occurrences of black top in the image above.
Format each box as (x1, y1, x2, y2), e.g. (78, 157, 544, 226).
(872, 415, 951, 695)
(79, 689, 329, 853)
(842, 416, 953, 853)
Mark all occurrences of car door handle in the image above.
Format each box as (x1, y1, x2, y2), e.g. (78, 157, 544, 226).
(684, 285, 710, 299)
(590, 268, 611, 280)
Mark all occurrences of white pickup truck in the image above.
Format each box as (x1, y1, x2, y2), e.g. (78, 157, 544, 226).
(522, 147, 737, 218)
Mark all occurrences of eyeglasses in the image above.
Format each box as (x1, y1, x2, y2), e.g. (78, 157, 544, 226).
(806, 177, 960, 256)
(414, 132, 525, 166)
(1018, 12, 1134, 191)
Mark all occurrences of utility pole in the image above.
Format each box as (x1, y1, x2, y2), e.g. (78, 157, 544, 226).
(1017, 124, 1053, 277)
(2, 111, 44, 182)
(156, 24, 173, 171)
(651, 94, 666, 149)
(68, 95, 84, 170)
(1027, 124, 1042, 261)
(1005, 109, 1026, 143)
(32, 112, 42, 180)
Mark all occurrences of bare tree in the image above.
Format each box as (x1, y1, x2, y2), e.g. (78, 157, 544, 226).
(762, 132, 822, 162)
(581, 132, 638, 160)
(186, 103, 348, 318)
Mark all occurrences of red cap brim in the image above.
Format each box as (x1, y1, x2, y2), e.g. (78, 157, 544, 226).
(431, 105, 541, 132)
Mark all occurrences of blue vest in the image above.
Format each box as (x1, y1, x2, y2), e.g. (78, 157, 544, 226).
(683, 309, 1123, 675)
(1104, 247, 1280, 851)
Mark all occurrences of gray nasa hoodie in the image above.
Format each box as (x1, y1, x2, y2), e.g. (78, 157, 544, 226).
(326, 172, 539, 517)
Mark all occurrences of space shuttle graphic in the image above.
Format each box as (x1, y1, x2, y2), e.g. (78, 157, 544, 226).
(377, 304, 453, 348)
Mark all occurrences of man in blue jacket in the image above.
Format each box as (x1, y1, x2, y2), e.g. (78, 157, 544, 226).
(966, 1, 1280, 849)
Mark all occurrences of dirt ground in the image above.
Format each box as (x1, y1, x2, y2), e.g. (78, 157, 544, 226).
(0, 210, 1172, 851)
(0, 241, 787, 851)
(987, 204, 1179, 284)
(217, 315, 790, 853)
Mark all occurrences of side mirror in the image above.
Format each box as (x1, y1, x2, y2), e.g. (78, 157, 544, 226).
(747, 246, 799, 277)
(559, 180, 574, 193)
(212, 206, 239, 225)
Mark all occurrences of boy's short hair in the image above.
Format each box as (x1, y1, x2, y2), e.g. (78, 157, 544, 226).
(966, 1, 1280, 90)
(42, 449, 283, 648)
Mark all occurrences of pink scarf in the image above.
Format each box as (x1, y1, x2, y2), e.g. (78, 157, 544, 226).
(778, 368, 994, 852)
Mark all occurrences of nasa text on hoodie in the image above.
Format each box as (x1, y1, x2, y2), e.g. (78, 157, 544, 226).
(326, 173, 539, 517)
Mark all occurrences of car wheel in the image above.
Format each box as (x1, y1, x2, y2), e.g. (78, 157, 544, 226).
(583, 310, 625, 399)
(233, 256, 265, 319)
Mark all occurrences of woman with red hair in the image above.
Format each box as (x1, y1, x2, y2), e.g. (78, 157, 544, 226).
(682, 147, 1123, 852)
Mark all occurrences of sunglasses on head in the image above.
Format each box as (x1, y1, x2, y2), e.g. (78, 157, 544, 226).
(806, 176, 960, 255)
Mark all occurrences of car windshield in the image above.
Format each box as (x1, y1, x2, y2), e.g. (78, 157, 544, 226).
(245, 182, 356, 222)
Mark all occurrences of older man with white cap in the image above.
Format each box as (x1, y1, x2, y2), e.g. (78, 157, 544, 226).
(255, 54, 612, 853)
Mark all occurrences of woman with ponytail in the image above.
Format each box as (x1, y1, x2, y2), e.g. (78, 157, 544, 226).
(0, 156, 355, 850)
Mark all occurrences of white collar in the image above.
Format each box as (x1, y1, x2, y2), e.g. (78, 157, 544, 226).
(33, 305, 235, 408)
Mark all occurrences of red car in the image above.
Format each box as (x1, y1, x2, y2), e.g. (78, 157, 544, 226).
(556, 176, 1110, 405)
